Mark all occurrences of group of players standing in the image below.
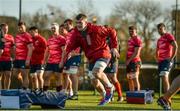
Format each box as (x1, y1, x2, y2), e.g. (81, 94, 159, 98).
(0, 13, 179, 107)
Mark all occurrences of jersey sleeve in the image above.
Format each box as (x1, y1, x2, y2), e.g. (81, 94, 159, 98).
(25, 33, 33, 44)
(10, 35, 15, 47)
(166, 33, 175, 43)
(95, 25, 118, 49)
(134, 37, 142, 47)
(66, 32, 80, 54)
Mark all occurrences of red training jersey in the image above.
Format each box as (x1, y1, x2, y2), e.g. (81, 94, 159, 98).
(0, 34, 14, 61)
(30, 34, 47, 65)
(47, 35, 66, 64)
(65, 30, 81, 58)
(15, 32, 33, 60)
(126, 36, 142, 63)
(66, 23, 118, 63)
(157, 33, 175, 62)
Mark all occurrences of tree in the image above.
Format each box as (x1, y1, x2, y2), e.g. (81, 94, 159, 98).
(73, 0, 101, 24)
(22, 5, 66, 30)
(111, 0, 172, 62)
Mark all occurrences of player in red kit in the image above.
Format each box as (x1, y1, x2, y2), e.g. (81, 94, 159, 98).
(62, 19, 81, 100)
(156, 23, 178, 93)
(29, 26, 47, 91)
(104, 25, 123, 102)
(13, 21, 33, 89)
(60, 14, 119, 105)
(0, 23, 14, 89)
(126, 26, 142, 91)
(43, 23, 66, 92)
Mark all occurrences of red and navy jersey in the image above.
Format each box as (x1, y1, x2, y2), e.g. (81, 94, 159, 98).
(66, 23, 118, 63)
(47, 35, 66, 64)
(0, 34, 14, 61)
(15, 32, 33, 60)
(66, 30, 81, 55)
(157, 33, 175, 62)
(31, 34, 47, 65)
(126, 36, 142, 62)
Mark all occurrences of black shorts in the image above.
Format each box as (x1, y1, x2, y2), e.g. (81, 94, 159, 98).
(158, 59, 173, 75)
(126, 62, 141, 73)
(30, 64, 44, 74)
(0, 61, 12, 71)
(45, 63, 63, 73)
(64, 55, 81, 70)
(104, 57, 118, 74)
(13, 60, 29, 69)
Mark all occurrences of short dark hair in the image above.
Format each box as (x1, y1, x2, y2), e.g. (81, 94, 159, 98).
(0, 23, 8, 28)
(64, 19, 73, 25)
(157, 23, 165, 29)
(29, 26, 38, 31)
(76, 13, 87, 20)
(18, 21, 26, 26)
(129, 25, 137, 30)
(59, 24, 65, 28)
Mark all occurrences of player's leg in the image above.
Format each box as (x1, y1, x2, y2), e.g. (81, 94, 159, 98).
(4, 71, 12, 89)
(30, 65, 38, 89)
(157, 75, 180, 110)
(54, 64, 63, 92)
(20, 68, 29, 89)
(159, 59, 173, 93)
(36, 69, 44, 90)
(12, 60, 23, 88)
(127, 74, 134, 91)
(91, 58, 114, 105)
(163, 75, 180, 102)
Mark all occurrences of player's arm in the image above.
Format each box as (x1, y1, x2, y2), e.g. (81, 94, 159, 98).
(26, 43, 33, 66)
(170, 40, 178, 61)
(155, 49, 159, 62)
(126, 47, 141, 65)
(43, 47, 49, 65)
(59, 46, 66, 68)
(66, 32, 80, 56)
(10, 36, 15, 61)
(106, 27, 119, 58)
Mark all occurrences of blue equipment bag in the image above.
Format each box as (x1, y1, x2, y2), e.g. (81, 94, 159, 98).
(28, 90, 67, 109)
(126, 90, 154, 104)
(0, 89, 67, 109)
(1, 89, 32, 109)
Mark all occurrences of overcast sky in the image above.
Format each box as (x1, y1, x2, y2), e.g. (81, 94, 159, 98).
(0, 0, 178, 20)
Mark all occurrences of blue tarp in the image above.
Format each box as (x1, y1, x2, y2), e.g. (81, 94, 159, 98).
(0, 89, 67, 109)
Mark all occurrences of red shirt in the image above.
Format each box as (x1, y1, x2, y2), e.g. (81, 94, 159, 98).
(157, 33, 175, 62)
(126, 36, 142, 62)
(31, 35, 47, 65)
(66, 23, 118, 63)
(15, 32, 32, 60)
(66, 30, 81, 57)
(47, 35, 66, 64)
(0, 34, 14, 61)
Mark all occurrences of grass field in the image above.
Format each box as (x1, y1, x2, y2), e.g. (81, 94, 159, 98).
(31, 90, 180, 110)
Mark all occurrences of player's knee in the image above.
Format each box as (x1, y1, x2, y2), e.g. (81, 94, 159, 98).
(127, 72, 138, 80)
(5, 73, 11, 78)
(92, 78, 99, 85)
(159, 71, 169, 77)
(92, 68, 101, 79)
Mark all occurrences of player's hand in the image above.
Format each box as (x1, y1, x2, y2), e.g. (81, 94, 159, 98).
(126, 59, 130, 65)
(111, 48, 120, 58)
(59, 61, 64, 68)
(25, 60, 30, 68)
(1, 38, 6, 42)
